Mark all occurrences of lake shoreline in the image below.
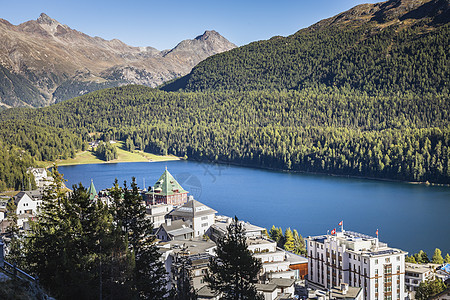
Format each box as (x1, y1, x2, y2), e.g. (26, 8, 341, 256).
(49, 155, 450, 188)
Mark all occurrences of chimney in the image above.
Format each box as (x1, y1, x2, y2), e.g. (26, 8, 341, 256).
(166, 218, 172, 226)
(341, 283, 349, 295)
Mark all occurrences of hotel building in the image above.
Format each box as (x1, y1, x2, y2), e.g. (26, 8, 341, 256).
(306, 230, 407, 300)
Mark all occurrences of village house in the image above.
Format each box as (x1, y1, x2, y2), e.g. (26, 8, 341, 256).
(156, 219, 194, 241)
(12, 190, 43, 228)
(169, 198, 217, 238)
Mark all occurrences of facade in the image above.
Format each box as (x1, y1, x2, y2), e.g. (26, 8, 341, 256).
(306, 230, 407, 300)
(27, 167, 52, 188)
(405, 262, 434, 292)
(158, 239, 216, 295)
(169, 198, 217, 238)
(145, 168, 188, 206)
(146, 203, 173, 229)
(155, 219, 194, 241)
(256, 278, 296, 300)
(13, 191, 43, 228)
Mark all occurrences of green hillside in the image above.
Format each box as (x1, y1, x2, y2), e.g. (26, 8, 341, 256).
(1, 86, 449, 188)
(162, 0, 449, 94)
(0, 0, 449, 190)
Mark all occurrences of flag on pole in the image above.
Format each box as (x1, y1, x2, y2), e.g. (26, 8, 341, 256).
(331, 228, 336, 235)
(376, 229, 379, 237)
(338, 220, 343, 226)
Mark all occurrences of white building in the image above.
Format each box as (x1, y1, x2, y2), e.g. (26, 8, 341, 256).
(405, 263, 434, 292)
(209, 216, 265, 242)
(13, 191, 43, 228)
(306, 230, 407, 300)
(169, 198, 217, 238)
(146, 203, 173, 229)
(27, 168, 52, 188)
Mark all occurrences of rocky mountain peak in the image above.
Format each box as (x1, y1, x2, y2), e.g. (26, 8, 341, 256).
(195, 30, 220, 41)
(37, 13, 59, 26)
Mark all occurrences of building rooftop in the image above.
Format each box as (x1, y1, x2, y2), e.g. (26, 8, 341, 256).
(146, 168, 188, 196)
(87, 180, 97, 201)
(256, 283, 278, 292)
(158, 239, 216, 256)
(170, 199, 217, 218)
(212, 217, 265, 236)
(269, 278, 295, 288)
(308, 230, 405, 257)
(330, 285, 363, 299)
(158, 219, 194, 238)
(284, 251, 308, 265)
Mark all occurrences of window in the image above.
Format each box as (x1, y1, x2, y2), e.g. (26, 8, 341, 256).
(396, 256, 400, 261)
(397, 266, 400, 273)
(386, 258, 390, 263)
(201, 223, 208, 227)
(201, 216, 208, 220)
(375, 269, 379, 276)
(375, 259, 378, 264)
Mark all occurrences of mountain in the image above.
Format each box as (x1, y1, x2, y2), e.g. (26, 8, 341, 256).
(0, 13, 236, 107)
(162, 0, 449, 94)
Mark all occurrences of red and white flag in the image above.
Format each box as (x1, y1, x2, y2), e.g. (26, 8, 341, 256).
(331, 228, 336, 235)
(338, 220, 343, 226)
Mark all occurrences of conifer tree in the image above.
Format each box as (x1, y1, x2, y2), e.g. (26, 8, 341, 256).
(431, 248, 444, 264)
(205, 216, 263, 300)
(416, 278, 446, 300)
(113, 177, 168, 299)
(269, 225, 279, 242)
(293, 229, 306, 255)
(284, 228, 295, 252)
(171, 250, 197, 300)
(445, 253, 450, 263)
(5, 199, 22, 265)
(415, 250, 430, 264)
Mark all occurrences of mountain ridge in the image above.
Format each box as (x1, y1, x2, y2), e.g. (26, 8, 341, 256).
(0, 13, 236, 107)
(163, 0, 449, 94)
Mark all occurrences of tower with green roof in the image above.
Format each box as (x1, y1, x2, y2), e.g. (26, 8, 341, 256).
(87, 179, 97, 201)
(145, 168, 188, 206)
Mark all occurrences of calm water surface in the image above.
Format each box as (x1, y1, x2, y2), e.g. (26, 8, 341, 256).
(59, 160, 450, 256)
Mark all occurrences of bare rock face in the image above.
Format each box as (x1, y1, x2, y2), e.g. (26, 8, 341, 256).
(0, 14, 236, 107)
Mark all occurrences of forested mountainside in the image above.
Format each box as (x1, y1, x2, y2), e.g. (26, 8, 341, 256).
(0, 0, 449, 191)
(0, 13, 235, 107)
(1, 85, 449, 191)
(162, 0, 449, 93)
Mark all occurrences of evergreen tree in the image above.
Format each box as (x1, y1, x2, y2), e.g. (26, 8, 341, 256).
(171, 250, 197, 300)
(292, 229, 306, 256)
(205, 216, 263, 300)
(415, 278, 446, 300)
(415, 250, 430, 264)
(269, 225, 279, 242)
(445, 253, 450, 263)
(5, 199, 22, 265)
(284, 228, 295, 252)
(432, 248, 444, 264)
(405, 255, 417, 264)
(113, 177, 168, 299)
(24, 167, 116, 299)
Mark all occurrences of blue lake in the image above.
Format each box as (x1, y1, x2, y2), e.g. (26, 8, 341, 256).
(58, 160, 450, 257)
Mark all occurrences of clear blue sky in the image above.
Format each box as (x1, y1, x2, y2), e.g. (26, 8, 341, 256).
(2, 0, 379, 50)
